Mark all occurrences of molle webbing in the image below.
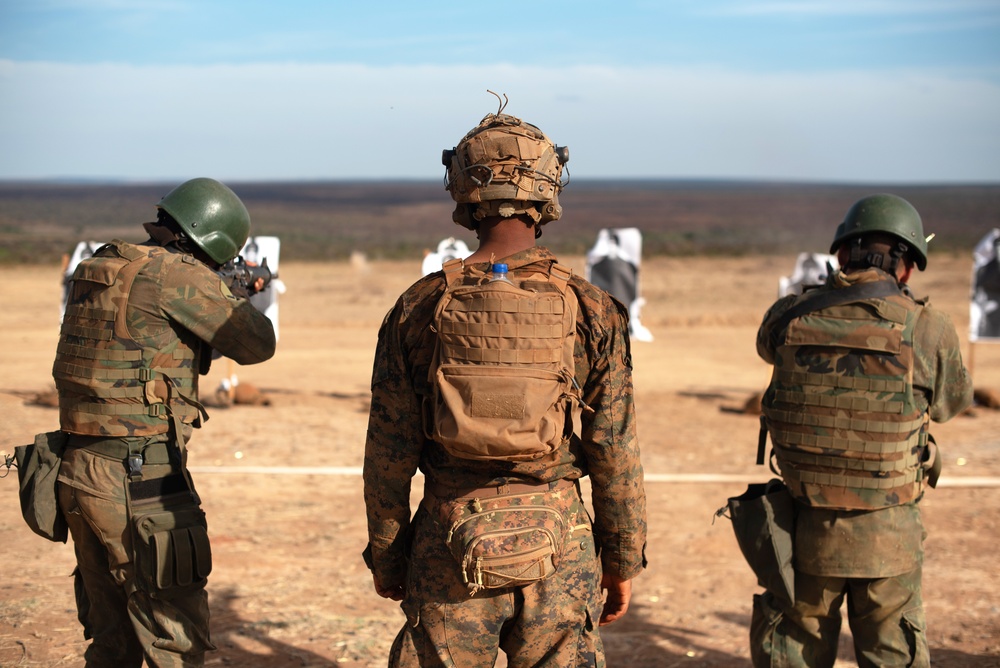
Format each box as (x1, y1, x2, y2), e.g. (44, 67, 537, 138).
(440, 293, 566, 366)
(427, 259, 582, 462)
(53, 360, 195, 383)
(57, 340, 143, 362)
(777, 447, 922, 474)
(761, 278, 928, 510)
(793, 468, 921, 490)
(55, 242, 201, 436)
(762, 407, 924, 435)
(61, 306, 116, 340)
(775, 370, 906, 395)
(62, 399, 171, 417)
(768, 425, 924, 454)
(770, 390, 903, 414)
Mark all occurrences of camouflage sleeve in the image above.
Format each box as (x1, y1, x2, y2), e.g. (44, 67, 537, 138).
(363, 302, 424, 587)
(913, 305, 974, 423)
(577, 290, 647, 580)
(160, 257, 276, 365)
(756, 295, 797, 364)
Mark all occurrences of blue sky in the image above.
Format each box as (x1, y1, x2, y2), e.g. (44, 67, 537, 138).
(2, 0, 999, 183)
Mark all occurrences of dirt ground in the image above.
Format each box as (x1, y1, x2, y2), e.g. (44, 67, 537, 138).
(2, 253, 999, 667)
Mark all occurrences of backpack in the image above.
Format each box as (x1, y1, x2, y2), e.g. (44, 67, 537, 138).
(425, 259, 585, 461)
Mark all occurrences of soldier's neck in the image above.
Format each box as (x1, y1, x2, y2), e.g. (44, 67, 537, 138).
(465, 216, 537, 264)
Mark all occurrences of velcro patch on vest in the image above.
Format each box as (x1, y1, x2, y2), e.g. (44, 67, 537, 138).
(471, 393, 526, 419)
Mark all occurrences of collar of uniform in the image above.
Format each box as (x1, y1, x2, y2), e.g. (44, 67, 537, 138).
(831, 266, 898, 290)
(466, 246, 558, 274)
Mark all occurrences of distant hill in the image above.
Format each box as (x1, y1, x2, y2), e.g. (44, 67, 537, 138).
(1, 179, 997, 264)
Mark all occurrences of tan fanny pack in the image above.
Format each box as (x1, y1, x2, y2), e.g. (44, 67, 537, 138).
(428, 479, 581, 594)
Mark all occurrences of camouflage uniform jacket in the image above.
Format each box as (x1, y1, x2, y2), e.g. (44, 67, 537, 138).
(756, 267, 972, 576)
(55, 239, 276, 440)
(364, 246, 647, 588)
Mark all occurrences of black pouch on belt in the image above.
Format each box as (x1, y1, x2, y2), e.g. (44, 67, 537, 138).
(128, 473, 212, 592)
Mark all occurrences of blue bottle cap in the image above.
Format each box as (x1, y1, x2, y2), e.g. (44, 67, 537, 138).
(492, 263, 508, 274)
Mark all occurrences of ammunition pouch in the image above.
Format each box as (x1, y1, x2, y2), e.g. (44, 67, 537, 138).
(719, 479, 796, 606)
(14, 431, 70, 543)
(428, 479, 576, 594)
(128, 474, 212, 593)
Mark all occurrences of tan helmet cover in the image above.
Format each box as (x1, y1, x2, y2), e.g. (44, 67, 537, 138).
(444, 113, 568, 231)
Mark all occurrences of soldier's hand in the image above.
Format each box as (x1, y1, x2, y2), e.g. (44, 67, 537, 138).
(373, 574, 405, 601)
(599, 572, 632, 626)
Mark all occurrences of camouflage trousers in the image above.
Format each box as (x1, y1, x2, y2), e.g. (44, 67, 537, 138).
(57, 447, 213, 668)
(390, 487, 604, 667)
(749, 567, 928, 667)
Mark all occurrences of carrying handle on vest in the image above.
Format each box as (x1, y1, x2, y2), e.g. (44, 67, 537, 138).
(548, 263, 573, 294)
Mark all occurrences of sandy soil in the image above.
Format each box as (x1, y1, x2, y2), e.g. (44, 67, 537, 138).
(2, 254, 999, 667)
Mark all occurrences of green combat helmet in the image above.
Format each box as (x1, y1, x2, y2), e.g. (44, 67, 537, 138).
(156, 177, 251, 264)
(830, 193, 929, 271)
(442, 92, 569, 236)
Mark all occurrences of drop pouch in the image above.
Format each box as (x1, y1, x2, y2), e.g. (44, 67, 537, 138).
(14, 430, 69, 543)
(720, 479, 796, 607)
(129, 474, 212, 592)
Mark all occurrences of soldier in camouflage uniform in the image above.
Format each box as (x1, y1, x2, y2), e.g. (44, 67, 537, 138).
(751, 194, 973, 667)
(363, 108, 647, 667)
(54, 178, 276, 667)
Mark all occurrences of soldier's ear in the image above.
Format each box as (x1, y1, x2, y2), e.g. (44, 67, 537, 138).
(897, 259, 915, 284)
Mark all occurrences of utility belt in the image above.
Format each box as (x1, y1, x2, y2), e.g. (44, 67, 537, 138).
(424, 477, 584, 594)
(425, 477, 576, 501)
(68, 436, 175, 472)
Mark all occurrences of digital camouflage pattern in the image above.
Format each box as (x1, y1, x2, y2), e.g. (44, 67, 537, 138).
(364, 246, 646, 666)
(430, 480, 577, 592)
(750, 266, 972, 667)
(392, 488, 604, 667)
(56, 237, 276, 667)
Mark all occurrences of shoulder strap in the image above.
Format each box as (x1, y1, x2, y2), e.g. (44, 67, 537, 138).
(112, 249, 156, 340)
(441, 258, 466, 288)
(769, 279, 902, 350)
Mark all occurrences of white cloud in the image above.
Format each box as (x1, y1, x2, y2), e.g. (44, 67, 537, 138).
(710, 0, 1000, 16)
(1, 61, 998, 182)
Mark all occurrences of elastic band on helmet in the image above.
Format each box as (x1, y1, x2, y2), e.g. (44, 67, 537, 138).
(471, 200, 543, 223)
(848, 237, 910, 274)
